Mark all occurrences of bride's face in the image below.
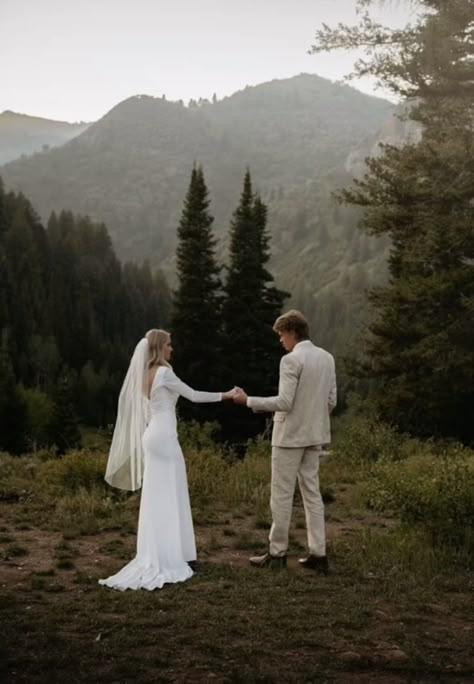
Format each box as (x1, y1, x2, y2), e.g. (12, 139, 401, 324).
(163, 336, 173, 361)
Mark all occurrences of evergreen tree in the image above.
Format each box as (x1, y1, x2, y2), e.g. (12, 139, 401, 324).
(19, 386, 55, 451)
(171, 166, 223, 420)
(0, 336, 28, 454)
(311, 0, 474, 441)
(0, 182, 172, 446)
(0, 179, 10, 334)
(221, 171, 288, 442)
(50, 374, 82, 454)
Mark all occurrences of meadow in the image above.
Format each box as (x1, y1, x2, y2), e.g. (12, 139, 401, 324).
(0, 416, 473, 683)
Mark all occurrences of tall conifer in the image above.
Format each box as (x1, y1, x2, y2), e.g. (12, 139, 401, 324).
(221, 171, 288, 441)
(171, 166, 222, 420)
(50, 374, 82, 454)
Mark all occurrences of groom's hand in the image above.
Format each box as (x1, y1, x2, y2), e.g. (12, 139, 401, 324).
(233, 387, 249, 406)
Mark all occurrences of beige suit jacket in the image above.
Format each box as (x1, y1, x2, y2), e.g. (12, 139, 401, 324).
(247, 340, 337, 447)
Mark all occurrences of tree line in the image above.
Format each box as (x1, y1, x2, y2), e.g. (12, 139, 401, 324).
(0, 168, 287, 452)
(0, 180, 171, 453)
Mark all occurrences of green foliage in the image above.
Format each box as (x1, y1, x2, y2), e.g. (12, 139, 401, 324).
(333, 414, 405, 463)
(0, 337, 28, 454)
(178, 420, 221, 452)
(19, 386, 54, 450)
(171, 166, 223, 421)
(221, 171, 288, 441)
(40, 449, 108, 493)
(186, 441, 270, 511)
(50, 375, 82, 454)
(313, 0, 474, 442)
(0, 452, 40, 500)
(52, 486, 118, 535)
(1, 413, 473, 562)
(1, 76, 395, 367)
(0, 183, 171, 449)
(171, 168, 289, 442)
(364, 450, 474, 551)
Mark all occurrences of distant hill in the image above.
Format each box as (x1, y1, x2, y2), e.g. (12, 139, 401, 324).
(1, 74, 398, 358)
(0, 111, 90, 164)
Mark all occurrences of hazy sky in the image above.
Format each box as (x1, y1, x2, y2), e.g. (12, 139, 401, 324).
(1, 0, 415, 123)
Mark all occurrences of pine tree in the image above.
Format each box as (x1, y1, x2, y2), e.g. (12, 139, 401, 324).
(0, 178, 10, 333)
(311, 0, 474, 441)
(50, 374, 82, 454)
(1, 185, 173, 442)
(171, 166, 223, 420)
(0, 335, 28, 454)
(221, 171, 289, 442)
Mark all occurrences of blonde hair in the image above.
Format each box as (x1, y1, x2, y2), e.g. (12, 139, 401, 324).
(273, 310, 309, 340)
(146, 329, 171, 368)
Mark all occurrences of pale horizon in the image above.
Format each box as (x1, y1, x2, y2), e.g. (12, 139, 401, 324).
(2, 0, 416, 123)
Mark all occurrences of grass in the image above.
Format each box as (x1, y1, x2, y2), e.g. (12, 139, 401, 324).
(0, 420, 473, 682)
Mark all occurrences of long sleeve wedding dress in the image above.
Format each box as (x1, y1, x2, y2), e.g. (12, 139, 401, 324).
(99, 366, 221, 591)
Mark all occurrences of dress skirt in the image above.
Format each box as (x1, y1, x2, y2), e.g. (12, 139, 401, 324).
(99, 411, 195, 590)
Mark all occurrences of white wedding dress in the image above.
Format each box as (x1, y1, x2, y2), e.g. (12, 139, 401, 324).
(99, 366, 221, 591)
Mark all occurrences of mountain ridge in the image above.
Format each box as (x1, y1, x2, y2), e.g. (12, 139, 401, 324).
(0, 110, 90, 164)
(0, 74, 398, 356)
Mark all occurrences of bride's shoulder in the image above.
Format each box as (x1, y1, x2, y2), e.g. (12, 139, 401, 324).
(154, 364, 175, 384)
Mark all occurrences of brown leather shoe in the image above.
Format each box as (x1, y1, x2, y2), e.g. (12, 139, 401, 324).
(249, 552, 287, 568)
(298, 554, 329, 574)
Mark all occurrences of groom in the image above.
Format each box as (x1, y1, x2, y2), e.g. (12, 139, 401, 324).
(234, 310, 337, 573)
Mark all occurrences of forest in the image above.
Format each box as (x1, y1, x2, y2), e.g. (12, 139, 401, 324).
(0, 0, 473, 449)
(0, 167, 287, 450)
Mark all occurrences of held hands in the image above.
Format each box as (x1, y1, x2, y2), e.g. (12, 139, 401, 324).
(222, 387, 239, 401)
(233, 387, 248, 406)
(221, 386, 249, 405)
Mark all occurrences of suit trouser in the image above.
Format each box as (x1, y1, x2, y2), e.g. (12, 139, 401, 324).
(269, 445, 326, 557)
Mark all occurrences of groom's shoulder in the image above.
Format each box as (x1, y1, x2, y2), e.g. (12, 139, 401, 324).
(311, 345, 336, 367)
(298, 342, 334, 364)
(280, 349, 303, 371)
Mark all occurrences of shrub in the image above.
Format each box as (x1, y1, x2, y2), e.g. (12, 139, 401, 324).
(178, 420, 221, 452)
(0, 453, 39, 501)
(52, 486, 118, 534)
(364, 449, 474, 551)
(186, 438, 271, 512)
(332, 414, 405, 463)
(39, 449, 108, 492)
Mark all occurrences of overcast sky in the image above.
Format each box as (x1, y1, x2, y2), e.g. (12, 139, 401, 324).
(1, 0, 416, 123)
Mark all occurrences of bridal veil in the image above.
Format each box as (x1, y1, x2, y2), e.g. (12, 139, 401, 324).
(105, 337, 149, 491)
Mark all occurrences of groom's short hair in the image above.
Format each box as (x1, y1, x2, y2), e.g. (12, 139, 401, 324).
(273, 310, 309, 340)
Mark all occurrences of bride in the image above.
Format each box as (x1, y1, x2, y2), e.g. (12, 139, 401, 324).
(99, 328, 235, 591)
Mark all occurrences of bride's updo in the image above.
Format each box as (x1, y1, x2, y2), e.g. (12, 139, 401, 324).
(146, 329, 171, 368)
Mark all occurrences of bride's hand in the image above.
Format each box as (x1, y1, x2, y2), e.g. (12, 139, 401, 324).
(222, 387, 239, 401)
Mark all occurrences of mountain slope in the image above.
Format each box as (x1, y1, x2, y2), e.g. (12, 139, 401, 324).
(1, 75, 398, 359)
(1, 75, 393, 263)
(0, 111, 90, 164)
